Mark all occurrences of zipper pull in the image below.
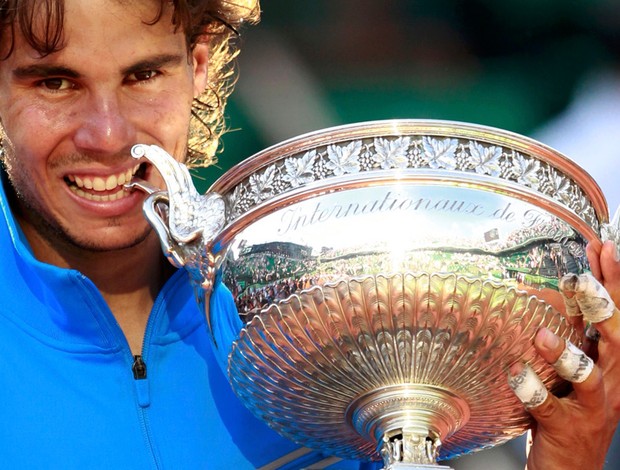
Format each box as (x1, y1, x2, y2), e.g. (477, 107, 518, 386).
(132, 355, 147, 380)
(131, 355, 150, 407)
(131, 354, 146, 380)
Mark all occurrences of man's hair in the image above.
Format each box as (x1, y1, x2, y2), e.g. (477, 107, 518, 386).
(0, 0, 261, 168)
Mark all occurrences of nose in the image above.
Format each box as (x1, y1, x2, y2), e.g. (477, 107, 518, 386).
(73, 90, 135, 155)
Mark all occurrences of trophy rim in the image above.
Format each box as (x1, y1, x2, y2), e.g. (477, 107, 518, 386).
(212, 169, 601, 253)
(210, 119, 609, 224)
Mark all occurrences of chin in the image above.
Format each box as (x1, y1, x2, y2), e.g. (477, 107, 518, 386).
(67, 227, 154, 253)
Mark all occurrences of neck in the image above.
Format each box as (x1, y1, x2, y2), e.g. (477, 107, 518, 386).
(23, 224, 174, 354)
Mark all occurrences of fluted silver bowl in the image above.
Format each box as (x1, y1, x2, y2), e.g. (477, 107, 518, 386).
(133, 120, 617, 469)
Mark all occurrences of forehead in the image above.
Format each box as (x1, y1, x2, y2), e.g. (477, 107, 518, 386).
(2, 0, 179, 60)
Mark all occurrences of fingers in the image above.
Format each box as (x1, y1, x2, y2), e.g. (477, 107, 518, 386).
(587, 240, 620, 303)
(599, 240, 620, 278)
(508, 328, 603, 414)
(508, 362, 548, 409)
(558, 275, 580, 318)
(586, 241, 603, 281)
(599, 241, 620, 306)
(551, 339, 594, 383)
(507, 329, 562, 411)
(559, 272, 616, 323)
(532, 327, 570, 364)
(534, 329, 596, 393)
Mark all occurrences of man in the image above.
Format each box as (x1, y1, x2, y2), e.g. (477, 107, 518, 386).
(0, 0, 362, 468)
(0, 1, 617, 469)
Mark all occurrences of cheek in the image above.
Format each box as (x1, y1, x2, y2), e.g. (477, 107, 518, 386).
(154, 105, 188, 133)
(3, 102, 60, 157)
(1, 108, 65, 201)
(3, 150, 44, 208)
(146, 92, 193, 151)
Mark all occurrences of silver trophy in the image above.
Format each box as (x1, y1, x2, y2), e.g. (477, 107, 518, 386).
(128, 120, 619, 469)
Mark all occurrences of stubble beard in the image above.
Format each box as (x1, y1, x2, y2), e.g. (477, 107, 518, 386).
(6, 172, 152, 254)
(4, 148, 153, 254)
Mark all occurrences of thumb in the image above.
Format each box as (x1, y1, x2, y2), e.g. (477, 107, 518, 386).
(599, 240, 620, 305)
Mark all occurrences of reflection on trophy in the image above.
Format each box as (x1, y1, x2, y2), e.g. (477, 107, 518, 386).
(129, 120, 620, 469)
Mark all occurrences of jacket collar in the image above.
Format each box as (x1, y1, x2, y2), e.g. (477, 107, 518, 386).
(0, 171, 199, 352)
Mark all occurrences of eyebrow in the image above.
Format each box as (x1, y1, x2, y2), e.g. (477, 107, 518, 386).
(121, 53, 187, 76)
(13, 64, 80, 79)
(12, 53, 187, 79)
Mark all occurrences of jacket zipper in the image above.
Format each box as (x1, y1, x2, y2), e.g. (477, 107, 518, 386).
(130, 272, 182, 470)
(76, 269, 185, 469)
(132, 355, 147, 380)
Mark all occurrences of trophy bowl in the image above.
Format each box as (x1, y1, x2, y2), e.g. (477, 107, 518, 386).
(131, 120, 616, 469)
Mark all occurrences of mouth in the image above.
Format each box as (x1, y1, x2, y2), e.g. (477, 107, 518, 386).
(64, 163, 147, 202)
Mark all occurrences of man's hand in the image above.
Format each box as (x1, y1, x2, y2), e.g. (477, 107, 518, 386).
(508, 240, 620, 470)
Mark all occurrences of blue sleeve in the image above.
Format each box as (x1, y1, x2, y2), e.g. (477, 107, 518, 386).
(325, 460, 382, 469)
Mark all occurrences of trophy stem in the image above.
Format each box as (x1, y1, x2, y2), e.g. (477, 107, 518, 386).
(380, 430, 453, 470)
(346, 384, 468, 469)
(382, 464, 453, 470)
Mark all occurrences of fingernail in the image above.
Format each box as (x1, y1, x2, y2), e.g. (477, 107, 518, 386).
(559, 274, 577, 293)
(509, 362, 524, 376)
(539, 328, 560, 350)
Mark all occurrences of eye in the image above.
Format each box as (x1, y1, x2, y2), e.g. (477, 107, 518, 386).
(38, 77, 75, 91)
(127, 70, 160, 82)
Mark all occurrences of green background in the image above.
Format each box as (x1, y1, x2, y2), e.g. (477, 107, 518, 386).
(194, 0, 617, 192)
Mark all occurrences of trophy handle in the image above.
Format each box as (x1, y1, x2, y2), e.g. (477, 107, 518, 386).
(128, 144, 227, 346)
(130, 144, 226, 245)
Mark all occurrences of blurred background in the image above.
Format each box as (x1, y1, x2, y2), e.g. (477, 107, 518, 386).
(197, 0, 620, 213)
(198, 1, 620, 468)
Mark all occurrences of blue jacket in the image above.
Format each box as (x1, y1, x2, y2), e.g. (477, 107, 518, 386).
(0, 175, 373, 469)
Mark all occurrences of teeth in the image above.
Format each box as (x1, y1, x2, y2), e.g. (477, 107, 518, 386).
(70, 186, 129, 201)
(70, 164, 140, 193)
(92, 177, 106, 191)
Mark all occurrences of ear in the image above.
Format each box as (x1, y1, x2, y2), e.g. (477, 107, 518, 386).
(191, 43, 209, 98)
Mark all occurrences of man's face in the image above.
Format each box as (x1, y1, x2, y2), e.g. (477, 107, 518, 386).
(0, 0, 208, 254)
